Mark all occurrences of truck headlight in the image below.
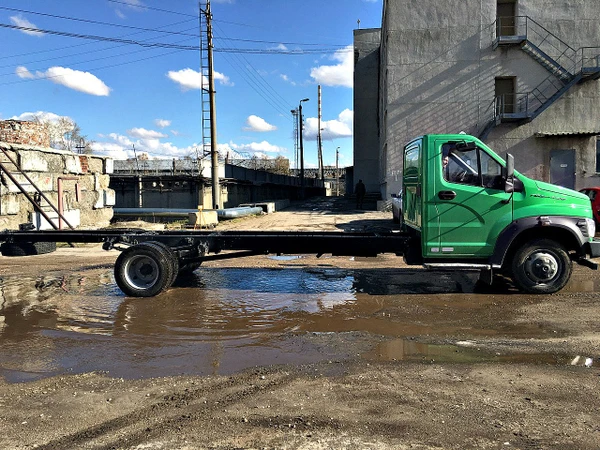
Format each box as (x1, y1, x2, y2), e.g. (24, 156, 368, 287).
(578, 218, 596, 239)
(588, 218, 596, 238)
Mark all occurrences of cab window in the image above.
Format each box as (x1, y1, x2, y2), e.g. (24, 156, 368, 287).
(442, 142, 503, 189)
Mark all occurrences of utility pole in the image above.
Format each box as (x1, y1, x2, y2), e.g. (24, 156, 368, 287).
(336, 146, 340, 197)
(317, 85, 324, 181)
(299, 98, 309, 198)
(200, 0, 220, 209)
(291, 109, 299, 171)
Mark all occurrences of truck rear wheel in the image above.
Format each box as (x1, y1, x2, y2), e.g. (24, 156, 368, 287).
(1, 241, 57, 257)
(114, 242, 176, 297)
(511, 238, 572, 294)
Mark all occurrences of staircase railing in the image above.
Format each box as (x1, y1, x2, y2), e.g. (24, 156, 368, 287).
(480, 16, 600, 139)
(0, 147, 74, 230)
(493, 16, 577, 73)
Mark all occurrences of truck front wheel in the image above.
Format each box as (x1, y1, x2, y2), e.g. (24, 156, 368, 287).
(511, 239, 572, 294)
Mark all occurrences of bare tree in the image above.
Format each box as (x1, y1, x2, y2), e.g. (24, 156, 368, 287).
(32, 115, 93, 153)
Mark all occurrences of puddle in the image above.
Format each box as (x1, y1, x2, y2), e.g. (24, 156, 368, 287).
(269, 255, 304, 261)
(0, 265, 592, 383)
(365, 338, 567, 365)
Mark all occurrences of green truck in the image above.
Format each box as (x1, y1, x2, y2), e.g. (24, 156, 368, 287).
(401, 133, 600, 293)
(0, 133, 598, 297)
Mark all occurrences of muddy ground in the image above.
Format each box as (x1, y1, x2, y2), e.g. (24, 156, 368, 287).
(1, 197, 600, 449)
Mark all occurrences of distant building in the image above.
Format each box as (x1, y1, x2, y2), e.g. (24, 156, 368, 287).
(355, 0, 600, 202)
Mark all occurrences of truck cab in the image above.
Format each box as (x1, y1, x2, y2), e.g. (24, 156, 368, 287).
(402, 134, 600, 293)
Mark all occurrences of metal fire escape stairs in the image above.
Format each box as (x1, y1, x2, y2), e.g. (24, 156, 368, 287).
(479, 16, 600, 140)
(0, 147, 74, 230)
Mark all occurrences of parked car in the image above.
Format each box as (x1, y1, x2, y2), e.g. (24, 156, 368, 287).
(579, 187, 600, 225)
(391, 190, 402, 224)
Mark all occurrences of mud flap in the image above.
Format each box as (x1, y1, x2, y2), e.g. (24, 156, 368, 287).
(479, 268, 494, 285)
(576, 258, 598, 270)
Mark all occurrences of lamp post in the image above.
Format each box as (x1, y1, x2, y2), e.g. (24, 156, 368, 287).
(298, 98, 309, 197)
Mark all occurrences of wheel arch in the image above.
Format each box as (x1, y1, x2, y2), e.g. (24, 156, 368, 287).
(492, 217, 586, 270)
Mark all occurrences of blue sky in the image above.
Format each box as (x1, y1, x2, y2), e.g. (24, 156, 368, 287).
(0, 0, 382, 169)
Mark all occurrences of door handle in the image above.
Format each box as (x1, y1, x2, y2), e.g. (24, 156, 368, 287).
(438, 190, 456, 200)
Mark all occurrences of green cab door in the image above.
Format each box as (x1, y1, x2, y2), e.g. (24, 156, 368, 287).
(425, 139, 513, 258)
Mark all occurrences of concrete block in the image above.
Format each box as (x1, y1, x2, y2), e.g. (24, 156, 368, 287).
(0, 194, 20, 215)
(31, 209, 81, 230)
(64, 155, 83, 174)
(104, 189, 116, 207)
(6, 173, 53, 193)
(104, 158, 114, 174)
(188, 210, 218, 228)
(94, 190, 104, 209)
(95, 174, 110, 190)
(18, 151, 48, 172)
(87, 157, 103, 173)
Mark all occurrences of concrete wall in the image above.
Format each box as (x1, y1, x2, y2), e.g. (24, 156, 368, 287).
(0, 141, 115, 230)
(355, 0, 600, 200)
(353, 28, 382, 194)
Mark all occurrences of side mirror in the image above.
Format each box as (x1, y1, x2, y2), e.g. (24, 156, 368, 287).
(506, 153, 514, 178)
(505, 153, 515, 194)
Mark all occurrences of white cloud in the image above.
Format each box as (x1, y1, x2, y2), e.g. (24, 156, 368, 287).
(310, 45, 353, 88)
(270, 43, 288, 52)
(121, 0, 145, 7)
(280, 73, 297, 86)
(154, 119, 171, 128)
(214, 71, 233, 86)
(10, 15, 44, 37)
(127, 128, 168, 139)
(25, 66, 111, 96)
(11, 111, 67, 124)
(167, 68, 233, 91)
(91, 132, 198, 160)
(304, 108, 353, 141)
(15, 66, 35, 79)
(167, 68, 202, 90)
(225, 140, 286, 155)
(243, 115, 277, 132)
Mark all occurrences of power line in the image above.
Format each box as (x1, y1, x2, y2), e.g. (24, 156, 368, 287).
(0, 22, 349, 55)
(106, 0, 196, 17)
(0, 5, 198, 37)
(0, 26, 198, 74)
(0, 22, 199, 49)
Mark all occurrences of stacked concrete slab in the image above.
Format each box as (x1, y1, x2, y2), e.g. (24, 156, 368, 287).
(0, 120, 115, 230)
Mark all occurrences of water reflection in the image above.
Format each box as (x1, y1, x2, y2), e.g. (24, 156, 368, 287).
(0, 265, 584, 383)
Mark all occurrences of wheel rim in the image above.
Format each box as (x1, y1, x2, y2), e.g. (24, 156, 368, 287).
(523, 250, 560, 284)
(123, 254, 160, 290)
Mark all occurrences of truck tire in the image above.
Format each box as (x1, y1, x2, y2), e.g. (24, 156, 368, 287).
(511, 238, 572, 294)
(1, 241, 57, 257)
(142, 241, 180, 288)
(114, 242, 175, 297)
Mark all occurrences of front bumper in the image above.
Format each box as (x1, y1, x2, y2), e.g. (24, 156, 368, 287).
(585, 239, 600, 258)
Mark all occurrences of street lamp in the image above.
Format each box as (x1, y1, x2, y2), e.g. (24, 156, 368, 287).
(298, 98, 309, 196)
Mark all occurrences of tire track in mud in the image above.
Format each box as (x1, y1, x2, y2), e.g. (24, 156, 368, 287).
(36, 369, 295, 450)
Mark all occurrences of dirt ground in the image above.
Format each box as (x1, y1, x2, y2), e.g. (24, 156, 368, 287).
(1, 197, 600, 449)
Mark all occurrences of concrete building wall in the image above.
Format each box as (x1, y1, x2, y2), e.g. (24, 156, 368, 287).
(355, 0, 600, 201)
(353, 28, 381, 194)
